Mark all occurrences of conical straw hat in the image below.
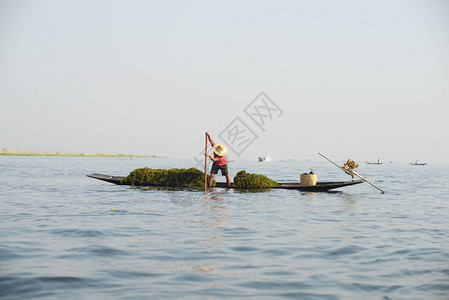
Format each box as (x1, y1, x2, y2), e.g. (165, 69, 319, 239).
(213, 144, 228, 156)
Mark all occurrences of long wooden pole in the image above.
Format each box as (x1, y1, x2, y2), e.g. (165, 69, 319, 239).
(318, 152, 385, 194)
(204, 133, 208, 191)
(351, 169, 385, 194)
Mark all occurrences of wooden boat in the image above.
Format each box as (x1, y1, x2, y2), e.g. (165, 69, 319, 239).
(87, 173, 364, 192)
(411, 162, 427, 166)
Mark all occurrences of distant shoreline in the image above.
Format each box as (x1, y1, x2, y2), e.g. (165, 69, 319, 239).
(0, 152, 167, 158)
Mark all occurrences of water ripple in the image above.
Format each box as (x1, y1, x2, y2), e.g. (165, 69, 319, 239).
(67, 245, 129, 257)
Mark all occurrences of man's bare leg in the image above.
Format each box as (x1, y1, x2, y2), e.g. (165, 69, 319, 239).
(209, 174, 215, 187)
(225, 175, 231, 187)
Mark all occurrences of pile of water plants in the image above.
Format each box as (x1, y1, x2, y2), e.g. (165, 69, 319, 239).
(233, 170, 279, 188)
(121, 167, 215, 187)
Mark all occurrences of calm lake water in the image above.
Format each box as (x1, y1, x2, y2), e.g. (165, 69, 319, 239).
(1, 156, 448, 299)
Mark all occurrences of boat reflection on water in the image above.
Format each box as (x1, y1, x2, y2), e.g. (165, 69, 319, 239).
(192, 189, 230, 274)
(200, 190, 229, 231)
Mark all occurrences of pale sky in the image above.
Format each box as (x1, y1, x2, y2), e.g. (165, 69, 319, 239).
(1, 0, 448, 163)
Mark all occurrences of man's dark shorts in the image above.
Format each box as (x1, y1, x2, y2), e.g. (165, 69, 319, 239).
(211, 163, 229, 176)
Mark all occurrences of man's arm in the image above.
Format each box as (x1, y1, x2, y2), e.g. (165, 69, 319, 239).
(205, 132, 218, 161)
(206, 153, 219, 162)
(206, 131, 215, 146)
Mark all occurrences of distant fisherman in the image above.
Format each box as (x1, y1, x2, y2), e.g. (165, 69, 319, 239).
(205, 131, 230, 187)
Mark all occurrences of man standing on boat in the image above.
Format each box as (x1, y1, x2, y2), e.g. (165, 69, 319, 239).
(205, 132, 231, 187)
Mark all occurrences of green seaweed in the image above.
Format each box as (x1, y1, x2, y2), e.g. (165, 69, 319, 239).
(121, 168, 278, 188)
(233, 170, 279, 188)
(121, 167, 215, 187)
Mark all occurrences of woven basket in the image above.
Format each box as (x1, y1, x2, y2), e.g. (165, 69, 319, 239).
(300, 174, 317, 186)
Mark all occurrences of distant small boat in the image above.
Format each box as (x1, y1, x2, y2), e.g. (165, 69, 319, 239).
(366, 158, 382, 165)
(411, 161, 427, 166)
(258, 156, 266, 162)
(366, 161, 383, 165)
